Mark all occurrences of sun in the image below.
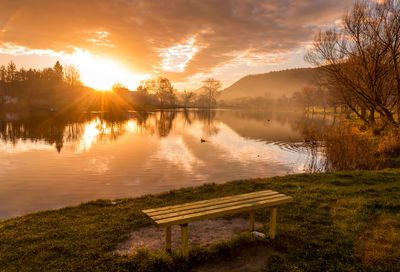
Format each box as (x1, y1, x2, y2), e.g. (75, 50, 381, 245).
(71, 49, 150, 91)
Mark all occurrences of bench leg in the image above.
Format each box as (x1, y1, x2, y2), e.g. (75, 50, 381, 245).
(249, 210, 255, 231)
(165, 226, 171, 252)
(180, 223, 189, 257)
(269, 207, 277, 239)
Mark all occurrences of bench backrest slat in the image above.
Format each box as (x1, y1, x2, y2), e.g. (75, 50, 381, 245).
(155, 195, 292, 227)
(142, 190, 293, 227)
(143, 190, 274, 214)
(146, 191, 280, 217)
(150, 194, 287, 221)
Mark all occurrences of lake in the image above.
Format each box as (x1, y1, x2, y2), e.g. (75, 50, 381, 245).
(0, 109, 327, 219)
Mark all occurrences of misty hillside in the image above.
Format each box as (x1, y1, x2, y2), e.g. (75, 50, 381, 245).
(218, 67, 320, 101)
(194, 86, 207, 94)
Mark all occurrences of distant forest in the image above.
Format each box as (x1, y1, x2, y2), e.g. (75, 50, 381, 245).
(0, 61, 110, 112)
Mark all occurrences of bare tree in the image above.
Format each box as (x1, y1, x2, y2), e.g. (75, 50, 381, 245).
(181, 89, 196, 108)
(143, 77, 177, 107)
(202, 78, 222, 109)
(64, 65, 81, 86)
(306, 0, 400, 127)
(293, 85, 321, 113)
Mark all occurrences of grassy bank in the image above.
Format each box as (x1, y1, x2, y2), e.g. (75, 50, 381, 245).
(1, 170, 400, 272)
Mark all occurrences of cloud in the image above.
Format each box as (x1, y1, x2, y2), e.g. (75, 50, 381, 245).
(0, 0, 352, 84)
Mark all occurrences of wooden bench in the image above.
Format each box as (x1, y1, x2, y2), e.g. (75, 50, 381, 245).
(142, 189, 292, 257)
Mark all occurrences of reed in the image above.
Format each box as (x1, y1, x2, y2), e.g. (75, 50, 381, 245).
(301, 122, 400, 171)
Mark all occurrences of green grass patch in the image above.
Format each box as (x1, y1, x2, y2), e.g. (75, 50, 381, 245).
(1, 170, 400, 271)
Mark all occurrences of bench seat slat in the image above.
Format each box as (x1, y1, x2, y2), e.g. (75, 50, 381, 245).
(150, 194, 287, 221)
(154, 195, 293, 227)
(146, 191, 280, 217)
(143, 190, 274, 214)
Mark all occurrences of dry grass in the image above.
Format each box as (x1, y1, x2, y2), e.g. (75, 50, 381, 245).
(324, 125, 385, 170)
(355, 214, 400, 271)
(376, 129, 400, 157)
(301, 122, 400, 171)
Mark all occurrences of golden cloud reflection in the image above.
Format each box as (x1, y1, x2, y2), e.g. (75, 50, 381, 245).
(151, 135, 201, 172)
(0, 110, 330, 219)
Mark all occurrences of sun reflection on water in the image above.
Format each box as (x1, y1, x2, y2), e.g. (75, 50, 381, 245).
(0, 110, 330, 219)
(125, 120, 138, 133)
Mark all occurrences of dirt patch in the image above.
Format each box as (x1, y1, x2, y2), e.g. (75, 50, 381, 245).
(115, 217, 263, 254)
(191, 244, 274, 272)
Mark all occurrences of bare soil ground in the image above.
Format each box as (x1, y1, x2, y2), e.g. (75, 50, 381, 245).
(115, 217, 263, 253)
(116, 217, 274, 271)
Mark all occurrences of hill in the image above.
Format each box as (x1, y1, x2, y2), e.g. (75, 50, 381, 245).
(218, 67, 320, 102)
(193, 86, 207, 94)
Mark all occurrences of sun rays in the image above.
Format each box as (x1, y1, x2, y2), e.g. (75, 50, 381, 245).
(71, 49, 150, 91)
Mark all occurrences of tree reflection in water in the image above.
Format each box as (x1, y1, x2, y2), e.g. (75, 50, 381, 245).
(0, 109, 333, 219)
(0, 108, 330, 173)
(0, 109, 222, 152)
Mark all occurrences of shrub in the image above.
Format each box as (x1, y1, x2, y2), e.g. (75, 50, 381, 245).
(323, 125, 385, 171)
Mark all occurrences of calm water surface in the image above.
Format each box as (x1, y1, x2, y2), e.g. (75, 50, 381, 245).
(0, 109, 326, 219)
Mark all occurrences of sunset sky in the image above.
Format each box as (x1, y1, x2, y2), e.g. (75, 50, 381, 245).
(0, 0, 351, 90)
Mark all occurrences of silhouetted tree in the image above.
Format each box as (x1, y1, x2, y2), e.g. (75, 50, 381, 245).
(293, 90, 308, 112)
(0, 65, 5, 104)
(53, 61, 63, 82)
(142, 77, 177, 107)
(133, 85, 155, 105)
(6, 61, 16, 83)
(181, 90, 196, 108)
(202, 78, 221, 108)
(64, 65, 81, 86)
(0, 65, 6, 82)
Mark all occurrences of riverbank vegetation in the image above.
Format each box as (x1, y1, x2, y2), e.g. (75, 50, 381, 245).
(306, 0, 400, 129)
(291, 0, 400, 172)
(1, 170, 399, 271)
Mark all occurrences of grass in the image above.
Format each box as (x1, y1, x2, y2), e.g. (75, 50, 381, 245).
(1, 170, 400, 272)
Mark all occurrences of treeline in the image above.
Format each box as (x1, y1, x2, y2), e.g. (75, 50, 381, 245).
(218, 94, 298, 110)
(218, 86, 335, 112)
(0, 60, 224, 111)
(0, 61, 93, 110)
(292, 85, 340, 114)
(114, 77, 222, 109)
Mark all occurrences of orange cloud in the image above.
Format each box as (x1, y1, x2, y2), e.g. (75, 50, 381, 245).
(0, 0, 352, 87)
